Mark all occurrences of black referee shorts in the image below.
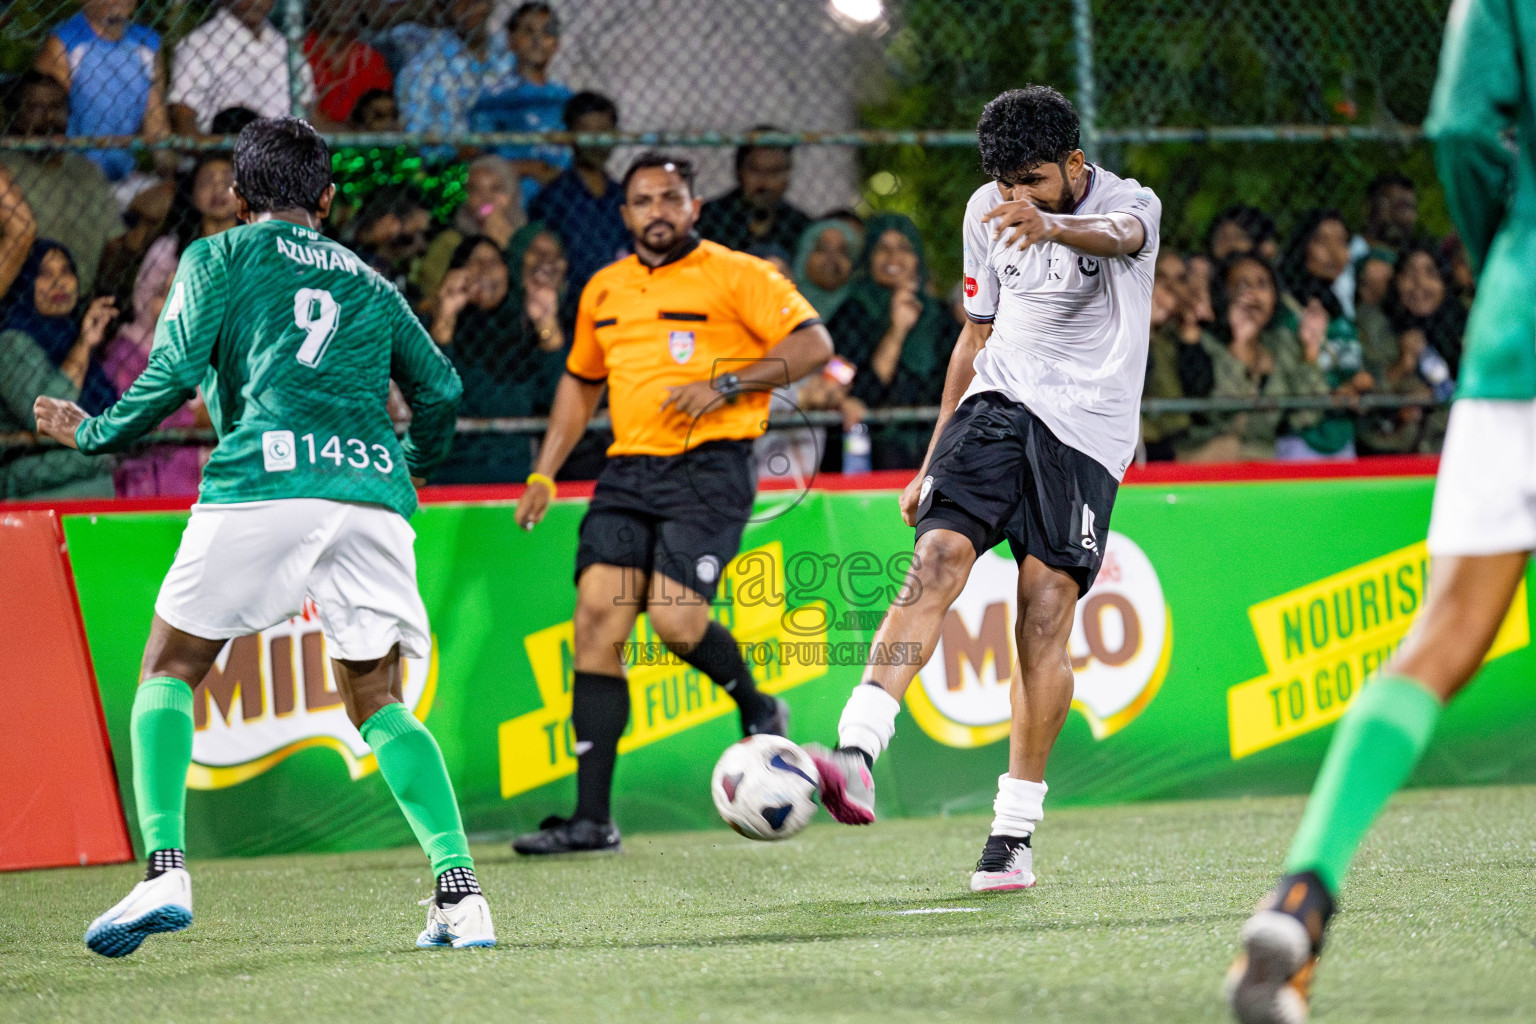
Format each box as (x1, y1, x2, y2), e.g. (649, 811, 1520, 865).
(914, 391, 1118, 596)
(575, 439, 755, 602)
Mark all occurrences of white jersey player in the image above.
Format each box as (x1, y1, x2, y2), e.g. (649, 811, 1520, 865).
(806, 85, 1160, 891)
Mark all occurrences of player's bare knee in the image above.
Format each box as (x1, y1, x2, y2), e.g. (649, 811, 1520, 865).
(1015, 584, 1077, 664)
(648, 601, 709, 652)
(140, 618, 225, 688)
(912, 531, 975, 600)
(574, 591, 629, 642)
(337, 677, 397, 728)
(1389, 647, 1477, 702)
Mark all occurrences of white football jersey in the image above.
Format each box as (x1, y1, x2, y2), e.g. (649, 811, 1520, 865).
(961, 166, 1161, 478)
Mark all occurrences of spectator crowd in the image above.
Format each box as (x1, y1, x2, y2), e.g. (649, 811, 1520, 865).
(0, 0, 1473, 500)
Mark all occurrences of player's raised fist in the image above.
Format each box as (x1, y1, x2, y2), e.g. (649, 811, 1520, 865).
(33, 396, 87, 448)
(982, 199, 1058, 251)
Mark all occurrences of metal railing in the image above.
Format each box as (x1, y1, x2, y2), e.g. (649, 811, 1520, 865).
(0, 394, 1452, 453)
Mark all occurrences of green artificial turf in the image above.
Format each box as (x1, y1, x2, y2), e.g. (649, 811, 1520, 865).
(3, 786, 1534, 1024)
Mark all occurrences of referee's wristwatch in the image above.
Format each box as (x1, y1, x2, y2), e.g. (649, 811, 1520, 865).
(714, 372, 743, 404)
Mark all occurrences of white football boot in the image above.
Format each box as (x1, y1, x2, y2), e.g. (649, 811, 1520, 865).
(85, 868, 193, 957)
(416, 894, 497, 949)
(805, 744, 876, 825)
(969, 833, 1035, 891)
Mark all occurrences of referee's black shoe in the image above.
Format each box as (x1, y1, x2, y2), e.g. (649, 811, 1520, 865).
(512, 816, 622, 856)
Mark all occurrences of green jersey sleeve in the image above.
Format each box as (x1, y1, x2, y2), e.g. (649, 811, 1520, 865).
(76, 238, 226, 454)
(1425, 0, 1522, 276)
(387, 287, 462, 478)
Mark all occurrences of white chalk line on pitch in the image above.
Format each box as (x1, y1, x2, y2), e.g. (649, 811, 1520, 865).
(877, 907, 985, 916)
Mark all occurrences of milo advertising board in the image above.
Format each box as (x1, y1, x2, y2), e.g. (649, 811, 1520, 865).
(62, 476, 1536, 858)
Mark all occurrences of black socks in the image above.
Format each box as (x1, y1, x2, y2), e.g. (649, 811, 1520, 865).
(435, 866, 482, 907)
(572, 671, 630, 823)
(672, 621, 774, 726)
(145, 848, 184, 881)
(569, 625, 766, 826)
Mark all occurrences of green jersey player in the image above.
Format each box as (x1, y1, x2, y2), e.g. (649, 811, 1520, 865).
(34, 118, 493, 956)
(1228, 2, 1536, 1020)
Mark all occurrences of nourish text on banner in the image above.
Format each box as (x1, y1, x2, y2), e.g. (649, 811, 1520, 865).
(1226, 541, 1529, 759)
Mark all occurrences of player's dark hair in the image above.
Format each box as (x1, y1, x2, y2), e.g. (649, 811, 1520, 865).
(1210, 252, 1282, 340)
(563, 90, 617, 128)
(976, 86, 1081, 184)
(508, 1, 559, 34)
(233, 117, 332, 215)
(621, 151, 696, 199)
(1205, 203, 1277, 253)
(735, 125, 792, 173)
(1366, 171, 1415, 199)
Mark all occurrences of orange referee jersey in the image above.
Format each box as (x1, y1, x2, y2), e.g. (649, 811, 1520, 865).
(566, 238, 820, 456)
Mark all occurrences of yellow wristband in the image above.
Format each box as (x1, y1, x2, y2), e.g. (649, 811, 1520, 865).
(526, 472, 557, 497)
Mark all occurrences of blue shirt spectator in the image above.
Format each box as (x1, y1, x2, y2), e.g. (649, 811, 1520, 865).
(397, 0, 515, 149)
(526, 92, 628, 296)
(35, 1, 169, 182)
(469, 3, 571, 206)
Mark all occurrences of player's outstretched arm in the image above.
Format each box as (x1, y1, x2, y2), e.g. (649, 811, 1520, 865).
(75, 243, 228, 455)
(983, 203, 1146, 259)
(517, 373, 604, 530)
(898, 319, 992, 526)
(1424, 0, 1520, 275)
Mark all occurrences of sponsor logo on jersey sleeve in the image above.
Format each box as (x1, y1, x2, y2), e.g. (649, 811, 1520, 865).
(964, 276, 978, 298)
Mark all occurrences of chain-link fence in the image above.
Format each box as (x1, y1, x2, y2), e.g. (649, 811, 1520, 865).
(0, 0, 1459, 499)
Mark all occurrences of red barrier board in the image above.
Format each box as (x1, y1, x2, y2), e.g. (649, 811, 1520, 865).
(0, 511, 133, 871)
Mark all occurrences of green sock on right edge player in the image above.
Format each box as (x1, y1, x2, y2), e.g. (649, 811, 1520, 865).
(1228, 3, 1536, 1021)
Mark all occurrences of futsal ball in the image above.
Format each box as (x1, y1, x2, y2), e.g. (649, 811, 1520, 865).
(711, 734, 821, 841)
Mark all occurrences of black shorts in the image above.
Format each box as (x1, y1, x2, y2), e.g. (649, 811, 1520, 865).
(575, 439, 755, 602)
(915, 391, 1118, 596)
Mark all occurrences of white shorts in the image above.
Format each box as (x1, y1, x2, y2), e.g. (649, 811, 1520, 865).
(1427, 399, 1536, 557)
(155, 498, 430, 661)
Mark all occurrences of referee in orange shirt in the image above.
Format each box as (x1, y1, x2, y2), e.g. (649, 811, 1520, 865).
(512, 152, 833, 854)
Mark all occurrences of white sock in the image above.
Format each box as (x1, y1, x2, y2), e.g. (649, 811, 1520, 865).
(990, 775, 1047, 838)
(836, 683, 901, 761)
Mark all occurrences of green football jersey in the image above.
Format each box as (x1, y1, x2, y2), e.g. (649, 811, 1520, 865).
(1426, 0, 1536, 400)
(77, 219, 462, 518)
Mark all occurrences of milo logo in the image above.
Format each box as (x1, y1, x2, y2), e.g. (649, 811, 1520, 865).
(187, 599, 436, 789)
(905, 531, 1171, 747)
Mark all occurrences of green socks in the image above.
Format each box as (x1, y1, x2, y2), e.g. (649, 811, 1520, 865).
(1283, 675, 1442, 895)
(131, 677, 195, 854)
(131, 682, 471, 876)
(360, 702, 473, 876)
